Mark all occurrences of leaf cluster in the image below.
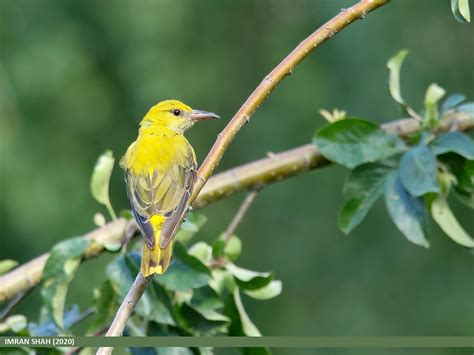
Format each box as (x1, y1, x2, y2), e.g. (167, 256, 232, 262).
(314, 50, 474, 248)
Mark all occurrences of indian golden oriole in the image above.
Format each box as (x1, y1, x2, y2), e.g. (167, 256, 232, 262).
(120, 100, 220, 276)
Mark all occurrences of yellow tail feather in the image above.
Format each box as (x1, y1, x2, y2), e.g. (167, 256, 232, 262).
(140, 215, 173, 276)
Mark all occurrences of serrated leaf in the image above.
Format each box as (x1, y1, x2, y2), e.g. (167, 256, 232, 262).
(226, 263, 273, 291)
(431, 132, 474, 159)
(41, 237, 90, 329)
(431, 196, 474, 247)
(339, 162, 395, 233)
(313, 119, 406, 169)
(424, 83, 445, 125)
(244, 280, 282, 300)
(385, 172, 429, 247)
(0, 259, 18, 275)
(441, 93, 466, 113)
(175, 213, 207, 245)
(87, 281, 117, 334)
(159, 242, 211, 292)
(90, 150, 116, 219)
(399, 145, 440, 196)
(387, 49, 409, 107)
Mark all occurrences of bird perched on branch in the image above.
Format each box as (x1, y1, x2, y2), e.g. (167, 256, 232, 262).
(120, 100, 220, 276)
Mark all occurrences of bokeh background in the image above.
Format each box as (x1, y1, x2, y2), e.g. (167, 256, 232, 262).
(1, 0, 473, 353)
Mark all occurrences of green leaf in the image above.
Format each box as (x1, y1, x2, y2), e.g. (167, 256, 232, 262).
(431, 132, 474, 159)
(159, 242, 211, 292)
(424, 83, 445, 125)
(120, 209, 134, 220)
(441, 93, 466, 113)
(431, 196, 474, 247)
(399, 145, 440, 196)
(106, 253, 158, 319)
(213, 234, 242, 261)
(339, 162, 395, 233)
(224, 235, 242, 261)
(41, 237, 90, 329)
(188, 241, 212, 263)
(244, 280, 282, 300)
(313, 119, 406, 169)
(212, 239, 225, 259)
(224, 287, 261, 337)
(180, 303, 229, 335)
(190, 286, 224, 311)
(384, 172, 429, 247)
(29, 305, 82, 336)
(90, 150, 116, 219)
(209, 269, 235, 295)
(87, 281, 117, 334)
(452, 0, 471, 22)
(180, 288, 230, 335)
(226, 263, 273, 291)
(457, 102, 474, 116)
(3, 315, 27, 333)
(441, 155, 474, 208)
(0, 259, 18, 275)
(150, 281, 177, 326)
(175, 213, 207, 245)
(387, 49, 409, 107)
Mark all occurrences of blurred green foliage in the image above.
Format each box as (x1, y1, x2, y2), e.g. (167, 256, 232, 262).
(1, 1, 473, 353)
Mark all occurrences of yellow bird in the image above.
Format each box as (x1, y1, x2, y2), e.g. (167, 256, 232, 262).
(120, 100, 220, 276)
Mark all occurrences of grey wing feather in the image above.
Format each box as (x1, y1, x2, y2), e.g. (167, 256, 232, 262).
(159, 168, 196, 249)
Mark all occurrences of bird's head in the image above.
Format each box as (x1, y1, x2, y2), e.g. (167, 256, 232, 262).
(140, 100, 220, 134)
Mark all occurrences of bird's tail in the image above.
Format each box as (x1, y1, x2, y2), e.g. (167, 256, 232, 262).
(141, 215, 173, 276)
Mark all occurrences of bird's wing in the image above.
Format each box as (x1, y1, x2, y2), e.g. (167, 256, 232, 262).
(159, 167, 196, 248)
(125, 147, 196, 249)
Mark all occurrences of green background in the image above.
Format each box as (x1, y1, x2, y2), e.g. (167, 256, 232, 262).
(1, 0, 473, 352)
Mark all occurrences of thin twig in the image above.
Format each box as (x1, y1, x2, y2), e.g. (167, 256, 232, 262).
(0, 113, 472, 304)
(97, 1, 390, 350)
(222, 189, 260, 243)
(0, 288, 32, 321)
(96, 273, 151, 355)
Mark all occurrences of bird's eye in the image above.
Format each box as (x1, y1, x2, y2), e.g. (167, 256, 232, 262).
(172, 109, 181, 116)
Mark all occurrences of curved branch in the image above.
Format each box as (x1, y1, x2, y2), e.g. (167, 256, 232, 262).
(192, 0, 390, 198)
(97, 0, 391, 347)
(0, 113, 472, 304)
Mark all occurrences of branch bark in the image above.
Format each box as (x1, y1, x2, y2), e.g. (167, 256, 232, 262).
(191, 0, 391, 198)
(97, 0, 392, 347)
(0, 113, 472, 304)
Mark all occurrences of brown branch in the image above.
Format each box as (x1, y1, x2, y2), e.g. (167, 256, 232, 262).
(0, 113, 472, 304)
(97, 1, 391, 348)
(96, 274, 151, 355)
(0, 288, 32, 321)
(191, 0, 391, 199)
(223, 189, 260, 243)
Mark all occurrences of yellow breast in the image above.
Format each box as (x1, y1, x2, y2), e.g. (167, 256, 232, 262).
(122, 132, 196, 177)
